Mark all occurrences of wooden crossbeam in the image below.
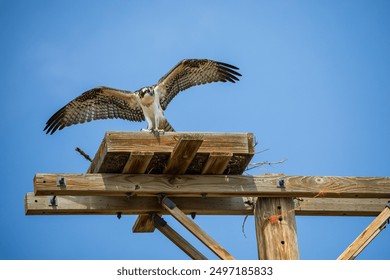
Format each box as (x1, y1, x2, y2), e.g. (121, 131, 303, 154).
(152, 214, 207, 260)
(122, 152, 154, 174)
(337, 204, 390, 260)
(161, 196, 235, 260)
(93, 131, 254, 154)
(201, 152, 233, 175)
(34, 173, 390, 198)
(163, 136, 203, 174)
(25, 193, 389, 216)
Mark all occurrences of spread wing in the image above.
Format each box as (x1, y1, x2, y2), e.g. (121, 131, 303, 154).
(156, 59, 241, 110)
(44, 86, 144, 134)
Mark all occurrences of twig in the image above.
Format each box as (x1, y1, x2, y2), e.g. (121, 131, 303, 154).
(75, 147, 92, 162)
(242, 215, 249, 238)
(245, 159, 286, 171)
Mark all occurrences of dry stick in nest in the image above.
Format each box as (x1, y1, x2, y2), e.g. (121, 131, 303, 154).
(75, 147, 92, 162)
(245, 159, 287, 172)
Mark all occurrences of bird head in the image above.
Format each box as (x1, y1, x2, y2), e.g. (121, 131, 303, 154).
(138, 87, 154, 98)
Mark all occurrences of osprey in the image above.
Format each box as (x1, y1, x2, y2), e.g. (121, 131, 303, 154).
(44, 59, 241, 134)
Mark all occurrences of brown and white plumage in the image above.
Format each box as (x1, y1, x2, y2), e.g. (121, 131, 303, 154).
(44, 59, 241, 134)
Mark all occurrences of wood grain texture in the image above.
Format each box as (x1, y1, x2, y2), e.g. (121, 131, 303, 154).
(337, 205, 390, 260)
(201, 152, 233, 175)
(87, 132, 254, 175)
(152, 214, 207, 260)
(254, 197, 299, 260)
(161, 197, 235, 260)
(101, 131, 254, 154)
(122, 152, 154, 174)
(132, 214, 155, 232)
(34, 173, 390, 198)
(25, 193, 389, 216)
(163, 137, 203, 174)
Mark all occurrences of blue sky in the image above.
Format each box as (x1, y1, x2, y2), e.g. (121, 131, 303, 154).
(1, 0, 389, 260)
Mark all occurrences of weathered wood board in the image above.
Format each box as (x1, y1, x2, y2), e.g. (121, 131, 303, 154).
(34, 173, 390, 198)
(87, 132, 255, 175)
(25, 193, 389, 216)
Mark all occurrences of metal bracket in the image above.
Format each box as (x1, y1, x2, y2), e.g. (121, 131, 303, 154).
(56, 177, 66, 188)
(153, 214, 167, 227)
(162, 197, 176, 209)
(48, 196, 57, 206)
(277, 178, 285, 188)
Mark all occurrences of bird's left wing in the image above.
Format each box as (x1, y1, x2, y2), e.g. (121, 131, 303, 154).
(156, 59, 241, 110)
(44, 86, 144, 134)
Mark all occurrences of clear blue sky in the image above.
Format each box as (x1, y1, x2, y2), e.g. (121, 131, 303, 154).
(1, 0, 389, 260)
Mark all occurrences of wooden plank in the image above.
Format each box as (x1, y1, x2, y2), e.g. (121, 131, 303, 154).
(152, 214, 207, 260)
(201, 152, 232, 175)
(337, 205, 390, 260)
(254, 197, 299, 260)
(163, 137, 203, 174)
(25, 193, 389, 216)
(24, 193, 249, 215)
(294, 198, 389, 216)
(87, 139, 108, 173)
(100, 131, 254, 154)
(34, 173, 390, 198)
(161, 197, 235, 260)
(122, 152, 154, 174)
(132, 214, 155, 232)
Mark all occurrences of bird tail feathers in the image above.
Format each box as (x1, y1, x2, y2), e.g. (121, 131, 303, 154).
(164, 120, 175, 132)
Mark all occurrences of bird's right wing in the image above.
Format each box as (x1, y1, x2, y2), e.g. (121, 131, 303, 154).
(156, 59, 241, 110)
(44, 86, 144, 134)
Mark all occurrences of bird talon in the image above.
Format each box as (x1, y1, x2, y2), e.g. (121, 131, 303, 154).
(149, 128, 165, 136)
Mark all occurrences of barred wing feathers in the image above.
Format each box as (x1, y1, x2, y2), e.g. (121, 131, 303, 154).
(157, 59, 241, 110)
(44, 86, 144, 134)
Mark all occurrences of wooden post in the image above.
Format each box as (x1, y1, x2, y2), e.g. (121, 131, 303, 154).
(254, 197, 299, 260)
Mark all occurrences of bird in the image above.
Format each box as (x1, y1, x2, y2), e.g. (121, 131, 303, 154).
(44, 59, 241, 135)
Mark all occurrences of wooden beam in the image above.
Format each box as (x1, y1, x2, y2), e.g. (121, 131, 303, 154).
(201, 152, 232, 175)
(294, 197, 389, 216)
(132, 214, 155, 233)
(122, 152, 154, 174)
(152, 214, 207, 260)
(95, 131, 254, 154)
(161, 197, 235, 260)
(254, 197, 299, 260)
(337, 204, 390, 260)
(163, 136, 203, 174)
(25, 193, 389, 216)
(34, 173, 390, 198)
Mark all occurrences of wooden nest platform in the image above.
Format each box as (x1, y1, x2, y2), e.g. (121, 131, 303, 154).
(87, 131, 255, 175)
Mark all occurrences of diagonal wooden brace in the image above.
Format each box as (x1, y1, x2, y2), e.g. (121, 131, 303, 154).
(160, 196, 235, 260)
(152, 214, 207, 260)
(338, 202, 390, 260)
